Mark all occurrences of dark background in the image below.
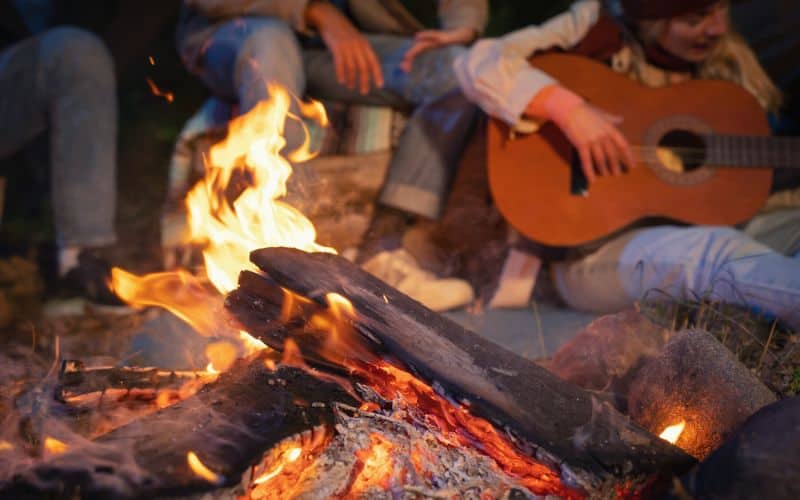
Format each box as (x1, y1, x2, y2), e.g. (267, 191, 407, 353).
(0, 0, 797, 275)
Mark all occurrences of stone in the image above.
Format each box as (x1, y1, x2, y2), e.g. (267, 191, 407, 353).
(628, 329, 777, 459)
(546, 309, 672, 410)
(680, 396, 800, 500)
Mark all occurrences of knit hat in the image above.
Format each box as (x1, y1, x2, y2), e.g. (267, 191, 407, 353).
(621, 0, 720, 20)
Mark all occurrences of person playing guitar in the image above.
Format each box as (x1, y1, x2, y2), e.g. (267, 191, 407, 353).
(454, 0, 800, 328)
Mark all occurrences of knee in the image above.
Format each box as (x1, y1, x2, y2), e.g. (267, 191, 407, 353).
(236, 19, 302, 76)
(39, 27, 115, 87)
(413, 44, 466, 97)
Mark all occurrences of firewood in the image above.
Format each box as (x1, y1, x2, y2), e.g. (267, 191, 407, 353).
(57, 360, 214, 400)
(230, 248, 695, 480)
(0, 352, 356, 499)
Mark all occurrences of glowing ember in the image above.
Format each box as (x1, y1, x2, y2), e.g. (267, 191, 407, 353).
(659, 420, 686, 444)
(351, 433, 397, 494)
(146, 77, 174, 103)
(44, 437, 68, 456)
(240, 331, 268, 354)
(253, 446, 303, 485)
(187, 451, 224, 485)
(0, 440, 13, 452)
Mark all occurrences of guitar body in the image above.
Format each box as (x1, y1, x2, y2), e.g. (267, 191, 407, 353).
(488, 53, 773, 247)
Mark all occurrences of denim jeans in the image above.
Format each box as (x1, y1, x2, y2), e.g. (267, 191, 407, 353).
(188, 17, 478, 220)
(0, 27, 117, 247)
(552, 208, 800, 329)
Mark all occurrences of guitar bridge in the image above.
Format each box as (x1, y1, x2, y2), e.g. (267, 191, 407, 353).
(570, 149, 589, 196)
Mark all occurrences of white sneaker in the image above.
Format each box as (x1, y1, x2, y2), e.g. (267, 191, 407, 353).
(361, 249, 474, 312)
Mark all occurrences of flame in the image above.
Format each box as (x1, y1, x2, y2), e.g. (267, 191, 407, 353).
(350, 433, 396, 494)
(44, 437, 68, 456)
(253, 446, 303, 485)
(111, 268, 226, 337)
(187, 451, 224, 485)
(205, 341, 238, 373)
(110, 84, 332, 369)
(186, 85, 333, 294)
(146, 77, 174, 103)
(659, 420, 686, 444)
(0, 440, 13, 452)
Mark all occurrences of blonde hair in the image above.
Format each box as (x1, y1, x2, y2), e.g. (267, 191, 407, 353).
(632, 17, 782, 113)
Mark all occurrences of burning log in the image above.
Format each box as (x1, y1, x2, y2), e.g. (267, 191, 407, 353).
(227, 247, 695, 481)
(56, 361, 214, 400)
(0, 352, 356, 499)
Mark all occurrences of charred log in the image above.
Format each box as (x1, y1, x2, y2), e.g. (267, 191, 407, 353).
(57, 361, 213, 400)
(0, 352, 356, 499)
(230, 247, 695, 479)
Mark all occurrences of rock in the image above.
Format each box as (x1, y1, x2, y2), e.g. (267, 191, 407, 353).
(679, 396, 800, 500)
(547, 309, 672, 410)
(628, 329, 777, 459)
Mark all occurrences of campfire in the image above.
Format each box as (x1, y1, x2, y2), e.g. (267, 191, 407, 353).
(0, 85, 697, 499)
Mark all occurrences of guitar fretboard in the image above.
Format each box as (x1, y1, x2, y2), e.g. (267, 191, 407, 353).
(704, 134, 800, 168)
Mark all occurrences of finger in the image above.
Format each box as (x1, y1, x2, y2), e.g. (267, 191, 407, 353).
(591, 142, 610, 177)
(352, 44, 372, 94)
(602, 137, 623, 175)
(401, 40, 431, 73)
(610, 128, 636, 173)
(331, 45, 346, 85)
(578, 146, 596, 184)
(597, 107, 624, 125)
(363, 43, 384, 88)
(414, 30, 445, 42)
(341, 45, 357, 89)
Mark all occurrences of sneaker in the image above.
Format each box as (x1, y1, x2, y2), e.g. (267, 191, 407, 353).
(361, 248, 474, 312)
(60, 250, 126, 307)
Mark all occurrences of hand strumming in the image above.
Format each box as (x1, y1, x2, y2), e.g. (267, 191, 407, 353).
(305, 0, 384, 94)
(527, 85, 637, 183)
(400, 27, 477, 73)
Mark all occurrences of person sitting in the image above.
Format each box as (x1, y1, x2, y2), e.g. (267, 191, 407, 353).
(174, 0, 488, 310)
(0, 0, 120, 304)
(454, 0, 800, 328)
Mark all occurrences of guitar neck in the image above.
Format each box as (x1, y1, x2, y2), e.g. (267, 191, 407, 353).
(704, 134, 800, 168)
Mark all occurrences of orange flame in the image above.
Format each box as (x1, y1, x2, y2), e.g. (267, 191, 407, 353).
(187, 451, 224, 485)
(350, 433, 396, 494)
(659, 420, 686, 444)
(186, 85, 333, 294)
(44, 437, 68, 456)
(110, 85, 332, 370)
(0, 440, 12, 452)
(253, 446, 303, 485)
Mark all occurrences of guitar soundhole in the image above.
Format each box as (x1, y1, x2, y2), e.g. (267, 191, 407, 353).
(658, 129, 706, 172)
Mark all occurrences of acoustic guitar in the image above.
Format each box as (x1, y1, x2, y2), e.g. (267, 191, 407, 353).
(488, 53, 800, 247)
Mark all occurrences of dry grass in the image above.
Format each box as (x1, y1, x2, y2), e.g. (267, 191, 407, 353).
(639, 290, 800, 397)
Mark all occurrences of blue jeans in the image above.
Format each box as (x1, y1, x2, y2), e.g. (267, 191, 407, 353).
(187, 17, 478, 220)
(0, 27, 117, 247)
(552, 208, 800, 329)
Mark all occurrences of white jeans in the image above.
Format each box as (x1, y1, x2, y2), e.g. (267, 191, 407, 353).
(552, 208, 800, 329)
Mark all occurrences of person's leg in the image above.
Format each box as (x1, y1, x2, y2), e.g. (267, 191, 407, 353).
(38, 27, 118, 254)
(743, 208, 800, 257)
(553, 225, 800, 328)
(304, 35, 479, 219)
(0, 28, 117, 266)
(191, 17, 307, 148)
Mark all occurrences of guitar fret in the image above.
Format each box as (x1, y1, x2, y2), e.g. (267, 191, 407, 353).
(703, 134, 800, 168)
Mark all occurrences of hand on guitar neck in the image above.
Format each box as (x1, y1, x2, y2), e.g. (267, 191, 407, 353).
(525, 84, 637, 184)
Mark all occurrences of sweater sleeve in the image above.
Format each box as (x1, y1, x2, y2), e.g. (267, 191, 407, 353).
(185, 0, 312, 32)
(437, 0, 489, 36)
(453, 0, 601, 127)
